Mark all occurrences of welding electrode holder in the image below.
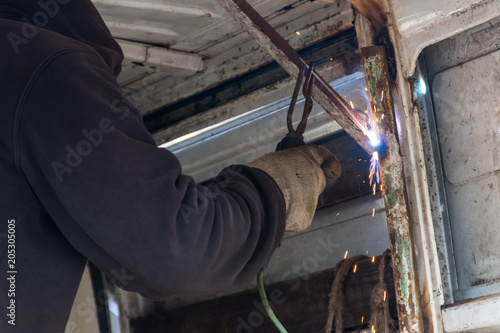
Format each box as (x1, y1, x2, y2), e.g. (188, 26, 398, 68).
(275, 62, 315, 152)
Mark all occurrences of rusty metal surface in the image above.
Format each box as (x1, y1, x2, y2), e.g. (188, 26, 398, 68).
(361, 46, 425, 333)
(216, 0, 376, 154)
(347, 0, 386, 30)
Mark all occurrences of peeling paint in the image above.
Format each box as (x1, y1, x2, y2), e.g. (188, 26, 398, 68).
(362, 46, 424, 333)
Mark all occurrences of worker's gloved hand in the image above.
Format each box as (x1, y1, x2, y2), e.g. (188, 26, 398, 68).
(249, 145, 341, 232)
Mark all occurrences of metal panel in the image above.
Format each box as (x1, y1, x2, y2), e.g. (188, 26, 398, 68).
(432, 50, 500, 300)
(386, 0, 500, 77)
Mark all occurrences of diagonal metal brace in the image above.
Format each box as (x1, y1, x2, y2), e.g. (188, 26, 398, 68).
(216, 0, 376, 154)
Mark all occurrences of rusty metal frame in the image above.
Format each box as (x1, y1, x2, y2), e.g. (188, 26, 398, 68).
(216, 0, 376, 155)
(361, 46, 424, 333)
(216, 1, 424, 332)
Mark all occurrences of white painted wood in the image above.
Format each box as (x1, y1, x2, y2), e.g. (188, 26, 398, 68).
(93, 0, 223, 18)
(64, 266, 100, 333)
(442, 294, 500, 332)
(117, 39, 204, 73)
(124, 1, 354, 113)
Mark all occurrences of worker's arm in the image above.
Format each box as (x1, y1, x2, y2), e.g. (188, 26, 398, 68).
(16, 50, 286, 299)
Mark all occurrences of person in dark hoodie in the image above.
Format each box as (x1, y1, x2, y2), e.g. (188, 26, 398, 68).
(0, 0, 340, 332)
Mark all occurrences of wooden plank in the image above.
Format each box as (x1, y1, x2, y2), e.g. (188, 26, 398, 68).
(130, 256, 397, 332)
(362, 46, 424, 333)
(216, 0, 375, 154)
(124, 2, 354, 114)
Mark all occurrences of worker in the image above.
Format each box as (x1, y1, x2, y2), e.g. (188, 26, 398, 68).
(0, 0, 340, 332)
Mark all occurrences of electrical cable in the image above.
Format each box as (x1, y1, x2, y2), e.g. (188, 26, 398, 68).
(257, 61, 316, 333)
(257, 270, 288, 333)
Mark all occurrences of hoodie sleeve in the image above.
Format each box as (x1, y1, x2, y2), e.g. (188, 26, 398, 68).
(16, 49, 286, 299)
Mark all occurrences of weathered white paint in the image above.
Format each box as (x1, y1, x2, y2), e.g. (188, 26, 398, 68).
(386, 0, 500, 77)
(167, 72, 366, 183)
(383, 0, 447, 331)
(442, 294, 500, 332)
(124, 0, 354, 113)
(432, 50, 500, 300)
(93, 0, 223, 18)
(103, 17, 180, 38)
(117, 39, 204, 73)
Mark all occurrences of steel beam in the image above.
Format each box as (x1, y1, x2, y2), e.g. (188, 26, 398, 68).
(216, 0, 376, 155)
(361, 46, 424, 333)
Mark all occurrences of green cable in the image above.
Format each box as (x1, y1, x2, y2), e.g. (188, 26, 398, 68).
(257, 270, 288, 333)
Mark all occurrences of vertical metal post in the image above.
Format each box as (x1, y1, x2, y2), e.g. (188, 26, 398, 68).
(361, 46, 424, 333)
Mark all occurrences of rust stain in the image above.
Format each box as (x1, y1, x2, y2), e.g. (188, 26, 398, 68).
(362, 46, 424, 333)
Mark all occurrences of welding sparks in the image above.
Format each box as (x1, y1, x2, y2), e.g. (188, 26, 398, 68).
(361, 316, 364, 323)
(372, 256, 375, 263)
(344, 250, 348, 259)
(383, 290, 387, 302)
(369, 152, 381, 196)
(372, 208, 375, 217)
(353, 264, 357, 273)
(367, 131, 381, 147)
(295, 31, 301, 35)
(371, 325, 376, 333)
(349, 100, 354, 109)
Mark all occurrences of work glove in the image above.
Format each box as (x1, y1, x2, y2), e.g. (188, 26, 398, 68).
(249, 145, 341, 232)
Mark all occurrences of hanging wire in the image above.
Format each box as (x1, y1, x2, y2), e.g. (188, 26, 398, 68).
(257, 270, 288, 333)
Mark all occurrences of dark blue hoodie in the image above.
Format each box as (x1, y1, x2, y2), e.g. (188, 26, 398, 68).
(0, 1, 285, 331)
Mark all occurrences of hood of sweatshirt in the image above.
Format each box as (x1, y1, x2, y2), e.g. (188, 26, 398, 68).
(0, 0, 123, 76)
